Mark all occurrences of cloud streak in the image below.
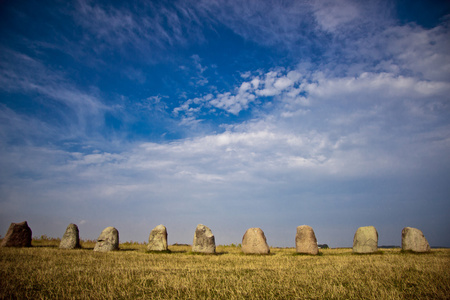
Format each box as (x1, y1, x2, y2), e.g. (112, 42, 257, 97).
(72, 0, 206, 62)
(0, 48, 111, 143)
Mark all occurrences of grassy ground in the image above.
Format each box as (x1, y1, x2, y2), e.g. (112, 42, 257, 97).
(0, 239, 449, 299)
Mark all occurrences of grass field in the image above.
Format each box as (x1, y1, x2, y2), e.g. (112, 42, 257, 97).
(1, 239, 449, 299)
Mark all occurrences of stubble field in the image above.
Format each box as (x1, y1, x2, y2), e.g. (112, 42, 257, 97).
(1, 240, 449, 299)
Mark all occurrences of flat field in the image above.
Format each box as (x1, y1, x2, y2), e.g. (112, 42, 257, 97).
(1, 241, 449, 299)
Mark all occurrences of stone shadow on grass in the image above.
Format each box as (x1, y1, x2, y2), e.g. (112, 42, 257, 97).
(238, 252, 274, 256)
(80, 247, 94, 251)
(146, 249, 172, 254)
(291, 252, 324, 256)
(352, 250, 384, 255)
(187, 251, 227, 256)
(31, 245, 59, 248)
(400, 250, 433, 255)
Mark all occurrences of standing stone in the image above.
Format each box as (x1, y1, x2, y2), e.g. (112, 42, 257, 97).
(0, 221, 32, 247)
(402, 227, 430, 252)
(242, 227, 270, 254)
(147, 225, 168, 251)
(94, 227, 119, 252)
(295, 225, 319, 255)
(353, 226, 378, 253)
(59, 223, 81, 249)
(192, 224, 216, 254)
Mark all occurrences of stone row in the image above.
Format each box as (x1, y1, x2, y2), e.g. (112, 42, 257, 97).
(0, 221, 431, 254)
(352, 225, 431, 253)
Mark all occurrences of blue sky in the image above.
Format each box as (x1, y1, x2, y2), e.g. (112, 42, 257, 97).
(1, 0, 449, 247)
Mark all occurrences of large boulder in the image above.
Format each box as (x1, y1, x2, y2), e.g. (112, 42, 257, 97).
(0, 221, 32, 247)
(192, 224, 216, 254)
(353, 226, 378, 253)
(147, 225, 168, 251)
(94, 227, 119, 252)
(242, 227, 270, 254)
(402, 227, 430, 252)
(59, 223, 81, 249)
(295, 225, 319, 255)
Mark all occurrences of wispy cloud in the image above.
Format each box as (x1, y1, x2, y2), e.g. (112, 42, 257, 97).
(0, 48, 109, 141)
(378, 24, 450, 81)
(189, 54, 209, 86)
(72, 0, 205, 61)
(192, 0, 394, 56)
(311, 0, 361, 32)
(311, 0, 393, 34)
(194, 0, 318, 51)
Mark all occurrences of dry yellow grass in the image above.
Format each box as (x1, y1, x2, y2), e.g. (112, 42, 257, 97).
(1, 241, 449, 299)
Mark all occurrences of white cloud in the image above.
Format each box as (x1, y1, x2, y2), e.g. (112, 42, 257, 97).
(173, 69, 306, 117)
(73, 152, 125, 166)
(2, 57, 450, 244)
(251, 78, 260, 89)
(311, 0, 360, 32)
(274, 77, 294, 90)
(3, 89, 448, 237)
(240, 71, 251, 79)
(209, 92, 256, 115)
(321, 18, 450, 83)
(382, 24, 450, 81)
(174, 60, 450, 123)
(303, 72, 450, 101)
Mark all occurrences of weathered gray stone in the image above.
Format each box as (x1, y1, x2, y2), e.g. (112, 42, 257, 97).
(402, 227, 430, 252)
(242, 227, 270, 254)
(353, 226, 378, 253)
(0, 221, 32, 247)
(147, 225, 168, 251)
(94, 227, 119, 252)
(59, 223, 81, 249)
(192, 224, 216, 254)
(295, 225, 319, 255)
